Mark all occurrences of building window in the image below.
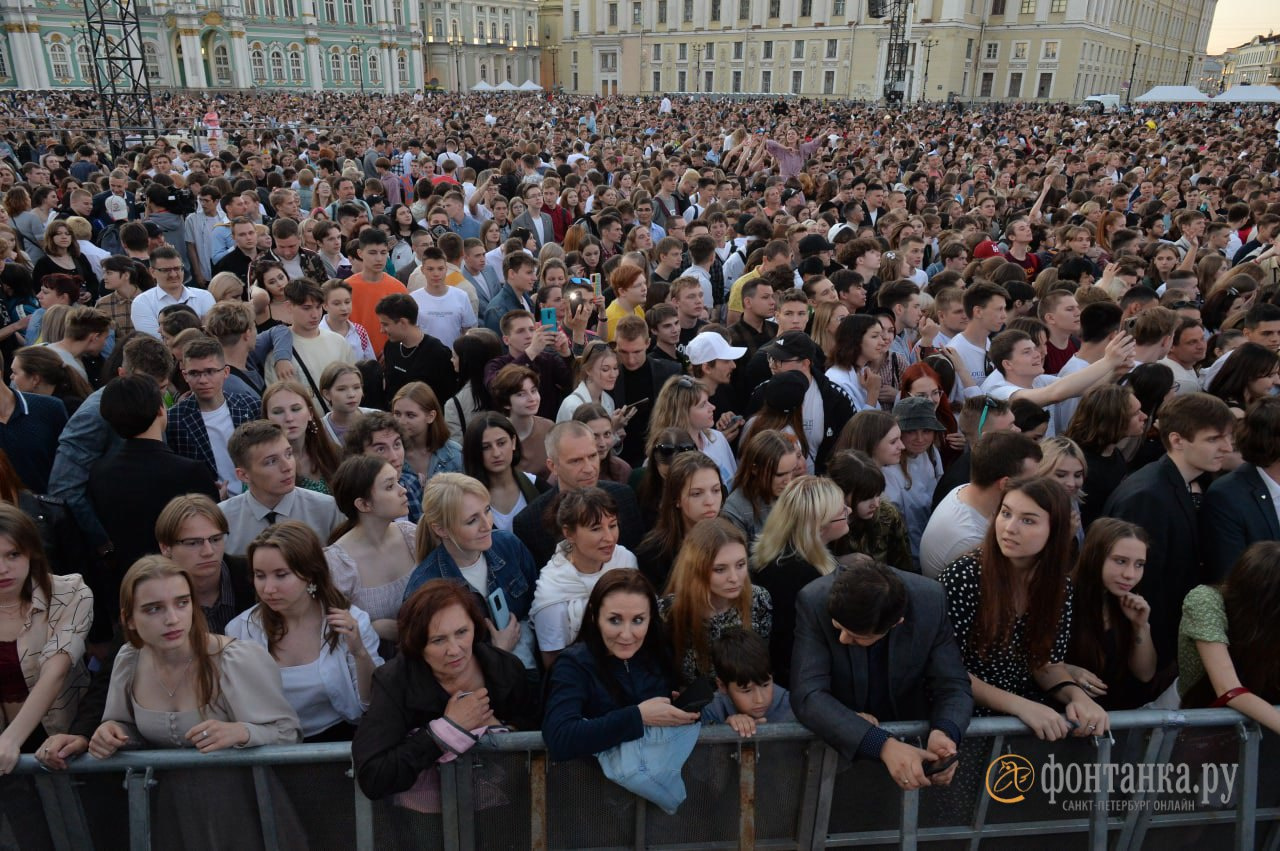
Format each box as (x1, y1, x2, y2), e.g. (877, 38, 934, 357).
(760, 69, 771, 92)
(1042, 41, 1059, 60)
(572, 71, 578, 89)
(477, 21, 485, 40)
(653, 43, 662, 60)
(251, 48, 267, 82)
(0, 44, 8, 79)
(263, 0, 276, 15)
(733, 41, 743, 60)
(705, 42, 714, 60)
(572, 11, 579, 29)
(653, 70, 661, 89)
(800, 0, 812, 15)
(330, 50, 343, 81)
(491, 23, 498, 40)
(704, 69, 712, 89)
(833, 0, 845, 13)
(711, 0, 721, 20)
(393, 2, 402, 26)
(826, 39, 837, 59)
(633, 2, 642, 24)
(342, 0, 353, 23)
(658, 0, 667, 23)
(49, 42, 71, 79)
(793, 40, 804, 60)
(270, 50, 285, 81)
(245, 0, 256, 15)
(984, 42, 998, 60)
(1013, 42, 1027, 61)
(762, 40, 773, 60)
(791, 69, 802, 93)
(823, 69, 835, 93)
(739, 0, 749, 18)
(677, 70, 686, 89)
(732, 69, 741, 91)
(678, 42, 687, 60)
(368, 51, 379, 83)
(348, 51, 360, 82)
(1020, 0, 1035, 12)
(1036, 71, 1052, 97)
(683, 0, 693, 21)
(1051, 0, 1065, 9)
(1007, 71, 1022, 97)
(76, 41, 92, 81)
(325, 0, 336, 21)
(601, 51, 617, 71)
(979, 71, 993, 96)
(289, 48, 303, 81)
(363, 0, 373, 23)
(480, 63, 488, 80)
(991, 0, 1005, 13)
(398, 51, 409, 84)
(608, 3, 617, 26)
(214, 45, 231, 84)
(432, 18, 442, 38)
(769, 0, 780, 17)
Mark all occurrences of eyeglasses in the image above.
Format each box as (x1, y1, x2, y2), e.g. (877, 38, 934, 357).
(154, 266, 185, 275)
(1169, 301, 1199, 311)
(174, 533, 225, 550)
(655, 443, 697, 458)
(183, 367, 227, 380)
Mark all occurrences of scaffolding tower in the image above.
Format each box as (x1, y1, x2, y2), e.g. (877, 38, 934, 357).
(81, 0, 158, 155)
(875, 0, 913, 103)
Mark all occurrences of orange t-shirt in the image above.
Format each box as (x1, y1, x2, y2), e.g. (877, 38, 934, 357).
(348, 273, 408, 356)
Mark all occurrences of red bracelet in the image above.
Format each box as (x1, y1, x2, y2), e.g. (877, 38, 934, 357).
(1211, 686, 1252, 707)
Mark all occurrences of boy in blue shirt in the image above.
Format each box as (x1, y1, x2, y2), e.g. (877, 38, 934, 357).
(701, 628, 794, 737)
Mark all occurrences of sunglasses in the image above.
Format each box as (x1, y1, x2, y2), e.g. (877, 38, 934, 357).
(976, 396, 1001, 436)
(655, 443, 697, 458)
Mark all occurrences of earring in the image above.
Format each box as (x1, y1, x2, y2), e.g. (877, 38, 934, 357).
(306, 582, 317, 597)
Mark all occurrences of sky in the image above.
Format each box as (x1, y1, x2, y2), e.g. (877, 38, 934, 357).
(1208, 0, 1280, 54)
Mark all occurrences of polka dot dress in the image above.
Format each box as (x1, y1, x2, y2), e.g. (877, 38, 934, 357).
(938, 553, 1073, 715)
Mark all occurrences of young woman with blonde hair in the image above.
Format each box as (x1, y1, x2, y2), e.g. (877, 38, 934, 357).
(648, 373, 737, 484)
(391, 381, 463, 488)
(262, 379, 342, 493)
(660, 518, 772, 686)
(751, 476, 849, 687)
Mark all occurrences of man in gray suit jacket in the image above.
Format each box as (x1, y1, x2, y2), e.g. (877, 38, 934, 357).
(1201, 397, 1280, 579)
(791, 560, 973, 792)
(512, 183, 555, 249)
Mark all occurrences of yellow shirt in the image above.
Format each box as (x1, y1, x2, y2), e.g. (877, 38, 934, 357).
(727, 268, 762, 314)
(604, 299, 644, 342)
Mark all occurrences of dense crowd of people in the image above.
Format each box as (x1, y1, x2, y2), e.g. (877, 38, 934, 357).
(0, 87, 1279, 846)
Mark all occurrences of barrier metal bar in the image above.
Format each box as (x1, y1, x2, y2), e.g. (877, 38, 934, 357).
(738, 742, 757, 851)
(967, 734, 1006, 851)
(1088, 734, 1112, 851)
(9, 708, 1279, 850)
(251, 764, 281, 851)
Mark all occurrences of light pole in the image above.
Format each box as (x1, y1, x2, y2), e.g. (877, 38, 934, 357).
(1126, 44, 1140, 105)
(448, 35, 464, 92)
(920, 37, 939, 101)
(352, 36, 365, 94)
(692, 43, 703, 93)
(546, 44, 560, 91)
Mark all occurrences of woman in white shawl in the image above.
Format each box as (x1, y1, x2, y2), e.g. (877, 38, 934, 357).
(530, 487, 637, 668)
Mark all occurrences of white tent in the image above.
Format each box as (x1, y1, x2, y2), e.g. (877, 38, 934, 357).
(470, 81, 494, 91)
(518, 80, 543, 91)
(1214, 85, 1280, 103)
(1133, 85, 1211, 103)
(494, 80, 519, 91)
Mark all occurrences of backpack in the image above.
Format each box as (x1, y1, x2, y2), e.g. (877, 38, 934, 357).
(94, 221, 123, 256)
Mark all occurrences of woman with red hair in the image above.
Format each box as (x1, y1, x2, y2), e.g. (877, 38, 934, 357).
(898, 361, 964, 469)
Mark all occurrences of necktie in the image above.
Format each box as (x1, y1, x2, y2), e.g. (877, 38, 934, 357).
(264, 511, 279, 525)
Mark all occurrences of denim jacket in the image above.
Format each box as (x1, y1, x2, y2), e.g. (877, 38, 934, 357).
(403, 530, 536, 621)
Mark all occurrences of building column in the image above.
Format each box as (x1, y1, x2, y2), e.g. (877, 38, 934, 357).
(305, 35, 323, 91)
(229, 27, 253, 87)
(383, 41, 395, 93)
(4, 25, 37, 89)
(22, 20, 50, 89)
(177, 25, 207, 88)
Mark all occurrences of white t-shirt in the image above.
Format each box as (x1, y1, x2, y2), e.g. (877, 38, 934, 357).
(200, 402, 241, 494)
(1053, 354, 1090, 433)
(979, 369, 1061, 436)
(919, 485, 991, 579)
(948, 332, 990, 402)
(412, 286, 476, 348)
(457, 553, 489, 594)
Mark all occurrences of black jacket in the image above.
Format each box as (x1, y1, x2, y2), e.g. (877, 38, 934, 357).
(513, 480, 644, 567)
(88, 438, 220, 570)
(746, 372, 853, 473)
(1201, 463, 1280, 580)
(352, 642, 539, 800)
(1102, 454, 1209, 664)
(612, 356, 682, 466)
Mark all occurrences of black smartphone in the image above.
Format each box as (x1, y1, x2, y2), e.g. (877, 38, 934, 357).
(924, 753, 959, 776)
(672, 677, 716, 713)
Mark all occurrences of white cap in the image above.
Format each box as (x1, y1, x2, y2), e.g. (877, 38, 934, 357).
(685, 331, 747, 366)
(105, 195, 129, 222)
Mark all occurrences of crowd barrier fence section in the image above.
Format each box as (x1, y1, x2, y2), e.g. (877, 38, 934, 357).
(9, 707, 1279, 850)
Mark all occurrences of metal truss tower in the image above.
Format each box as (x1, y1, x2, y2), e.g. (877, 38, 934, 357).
(81, 0, 159, 155)
(880, 0, 912, 103)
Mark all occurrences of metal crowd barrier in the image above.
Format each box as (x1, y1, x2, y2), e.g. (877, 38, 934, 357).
(10, 707, 1280, 850)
